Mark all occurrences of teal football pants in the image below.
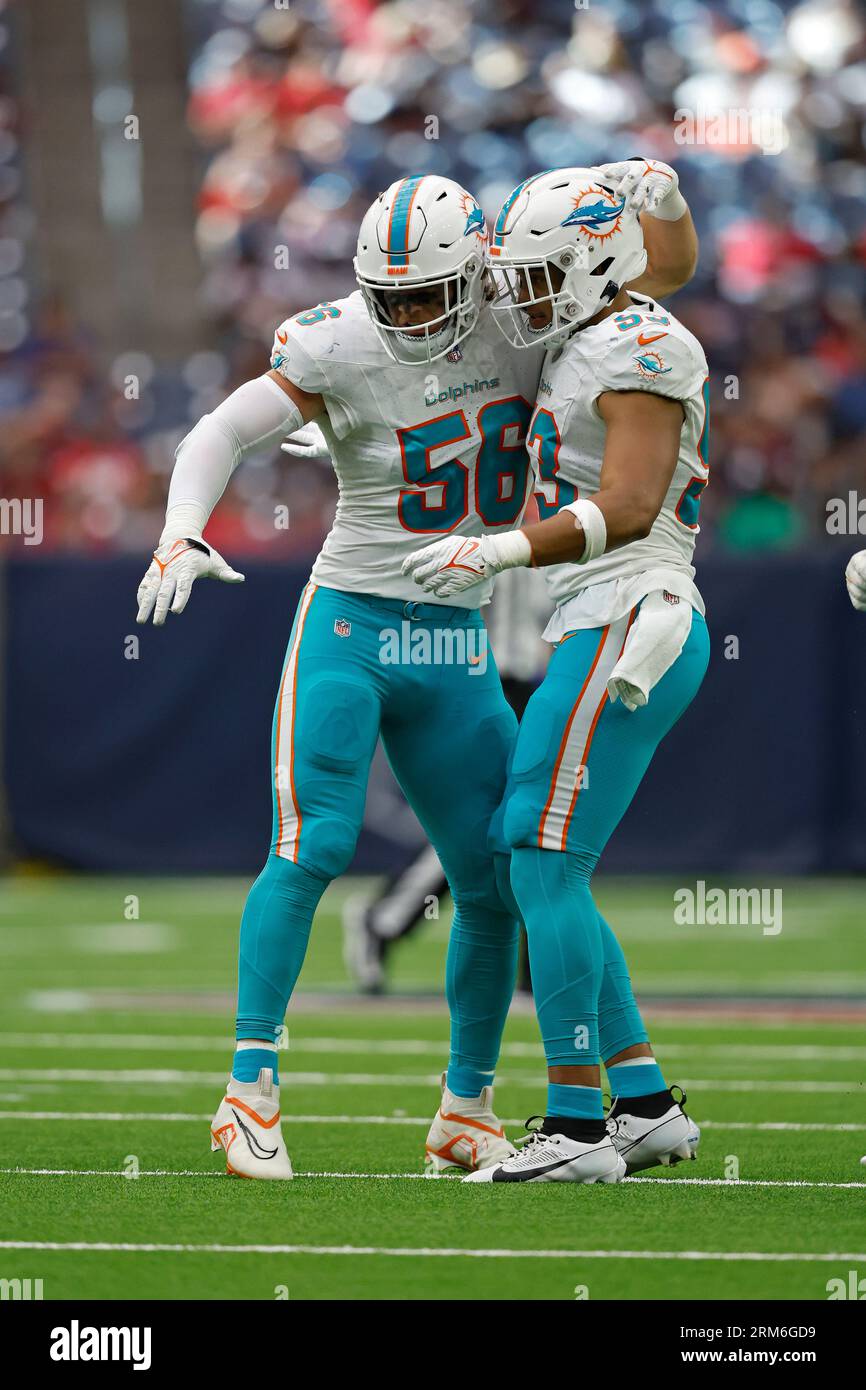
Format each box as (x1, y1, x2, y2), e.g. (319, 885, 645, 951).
(494, 607, 710, 1070)
(236, 583, 519, 1095)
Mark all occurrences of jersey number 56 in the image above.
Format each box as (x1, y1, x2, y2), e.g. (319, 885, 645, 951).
(397, 397, 533, 533)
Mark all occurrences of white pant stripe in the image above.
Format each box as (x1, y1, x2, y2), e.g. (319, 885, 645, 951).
(274, 583, 317, 861)
(537, 612, 633, 852)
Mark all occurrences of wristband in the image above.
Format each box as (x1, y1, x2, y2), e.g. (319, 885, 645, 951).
(485, 528, 532, 573)
(651, 186, 688, 222)
(160, 504, 208, 548)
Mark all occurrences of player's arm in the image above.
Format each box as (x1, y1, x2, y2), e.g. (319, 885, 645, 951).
(632, 208, 698, 299)
(600, 158, 698, 298)
(164, 369, 322, 544)
(521, 392, 682, 564)
(136, 369, 324, 626)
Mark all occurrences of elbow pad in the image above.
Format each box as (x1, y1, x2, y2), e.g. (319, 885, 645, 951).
(563, 499, 607, 563)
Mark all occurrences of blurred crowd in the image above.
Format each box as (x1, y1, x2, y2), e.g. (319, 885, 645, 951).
(2, 0, 865, 555)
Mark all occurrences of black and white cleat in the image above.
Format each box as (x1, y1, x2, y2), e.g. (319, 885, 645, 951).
(463, 1117, 626, 1184)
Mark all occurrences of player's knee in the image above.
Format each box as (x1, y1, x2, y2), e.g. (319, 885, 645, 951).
(283, 679, 377, 877)
(565, 844, 599, 884)
(297, 815, 360, 880)
(301, 678, 378, 772)
(451, 889, 520, 947)
(449, 851, 516, 926)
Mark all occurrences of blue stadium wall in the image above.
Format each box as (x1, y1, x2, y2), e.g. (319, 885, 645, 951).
(3, 552, 864, 875)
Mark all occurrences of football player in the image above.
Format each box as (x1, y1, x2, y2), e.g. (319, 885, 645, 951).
(404, 167, 709, 1183)
(136, 165, 698, 1180)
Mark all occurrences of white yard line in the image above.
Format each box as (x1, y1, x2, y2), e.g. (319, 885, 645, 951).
(0, 1239, 862, 1262)
(2, 1167, 864, 1190)
(698, 1120, 866, 1132)
(0, 1110, 426, 1123)
(629, 1176, 866, 1189)
(0, 1111, 864, 1133)
(0, 1068, 859, 1092)
(1, 1033, 865, 1063)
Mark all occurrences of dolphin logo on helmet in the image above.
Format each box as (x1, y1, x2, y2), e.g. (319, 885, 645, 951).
(561, 192, 627, 236)
(463, 204, 487, 238)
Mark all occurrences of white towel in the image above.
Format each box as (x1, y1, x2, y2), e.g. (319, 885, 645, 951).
(607, 590, 693, 712)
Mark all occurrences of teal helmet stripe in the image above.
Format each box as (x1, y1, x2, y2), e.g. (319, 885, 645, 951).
(492, 169, 555, 245)
(387, 174, 427, 266)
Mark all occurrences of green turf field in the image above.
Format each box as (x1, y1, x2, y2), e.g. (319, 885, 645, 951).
(0, 874, 864, 1301)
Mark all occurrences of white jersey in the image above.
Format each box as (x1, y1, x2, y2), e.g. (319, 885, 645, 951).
(270, 292, 543, 607)
(529, 293, 709, 637)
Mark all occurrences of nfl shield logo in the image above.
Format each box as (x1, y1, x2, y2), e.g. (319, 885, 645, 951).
(334, 618, 351, 638)
(662, 591, 680, 605)
(446, 345, 463, 363)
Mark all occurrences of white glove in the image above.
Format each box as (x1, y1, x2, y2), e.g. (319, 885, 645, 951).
(402, 531, 531, 599)
(598, 158, 686, 220)
(136, 536, 245, 627)
(845, 551, 866, 611)
(280, 421, 330, 463)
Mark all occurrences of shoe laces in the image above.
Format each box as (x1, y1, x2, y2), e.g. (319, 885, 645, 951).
(508, 1131, 561, 1169)
(514, 1116, 560, 1152)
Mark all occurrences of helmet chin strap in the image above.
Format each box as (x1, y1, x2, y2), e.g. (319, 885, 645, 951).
(392, 317, 457, 361)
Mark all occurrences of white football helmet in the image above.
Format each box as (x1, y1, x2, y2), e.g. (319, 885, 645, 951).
(489, 167, 648, 349)
(354, 174, 488, 365)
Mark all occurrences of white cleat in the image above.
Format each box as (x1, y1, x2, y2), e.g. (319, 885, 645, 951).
(463, 1125, 626, 1184)
(210, 1068, 294, 1180)
(607, 1098, 700, 1174)
(425, 1074, 516, 1174)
